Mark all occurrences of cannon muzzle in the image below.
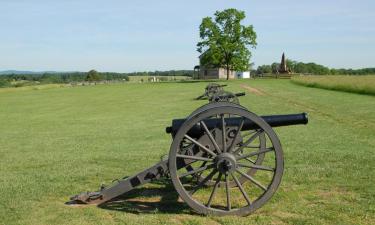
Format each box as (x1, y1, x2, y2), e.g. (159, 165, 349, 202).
(166, 113, 308, 137)
(234, 92, 246, 97)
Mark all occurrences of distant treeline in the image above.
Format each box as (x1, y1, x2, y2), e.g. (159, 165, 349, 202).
(125, 70, 193, 77)
(255, 60, 375, 75)
(0, 70, 194, 87)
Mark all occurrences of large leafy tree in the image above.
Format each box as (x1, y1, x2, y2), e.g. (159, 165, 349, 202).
(197, 8, 257, 80)
(86, 69, 101, 81)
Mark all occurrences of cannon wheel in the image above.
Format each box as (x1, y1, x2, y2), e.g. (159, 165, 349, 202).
(168, 105, 283, 216)
(185, 102, 265, 187)
(187, 102, 246, 118)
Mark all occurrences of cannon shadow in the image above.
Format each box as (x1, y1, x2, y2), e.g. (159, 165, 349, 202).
(97, 179, 191, 214)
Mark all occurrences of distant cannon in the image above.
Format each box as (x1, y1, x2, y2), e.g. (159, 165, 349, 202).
(209, 91, 246, 104)
(196, 83, 245, 104)
(69, 102, 308, 216)
(195, 83, 227, 100)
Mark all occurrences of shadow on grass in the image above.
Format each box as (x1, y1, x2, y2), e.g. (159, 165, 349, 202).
(98, 180, 191, 215)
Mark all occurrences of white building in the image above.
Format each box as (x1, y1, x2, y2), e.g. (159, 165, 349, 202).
(236, 71, 251, 79)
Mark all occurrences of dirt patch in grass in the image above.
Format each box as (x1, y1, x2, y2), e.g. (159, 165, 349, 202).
(315, 188, 358, 202)
(240, 84, 268, 96)
(272, 211, 304, 219)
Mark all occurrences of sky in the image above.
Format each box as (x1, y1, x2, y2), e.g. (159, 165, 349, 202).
(0, 0, 374, 72)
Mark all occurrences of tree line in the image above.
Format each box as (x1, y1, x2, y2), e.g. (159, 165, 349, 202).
(255, 60, 375, 75)
(0, 70, 194, 87)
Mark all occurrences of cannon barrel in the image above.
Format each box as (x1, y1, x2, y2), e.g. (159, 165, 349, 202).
(234, 92, 246, 97)
(166, 113, 308, 137)
(206, 84, 227, 89)
(214, 84, 227, 88)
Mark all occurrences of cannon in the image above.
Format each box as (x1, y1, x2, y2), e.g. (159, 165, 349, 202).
(209, 91, 246, 104)
(195, 83, 227, 100)
(196, 83, 245, 104)
(69, 102, 308, 216)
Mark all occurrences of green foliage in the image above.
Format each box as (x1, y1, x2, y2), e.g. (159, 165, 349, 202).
(330, 67, 375, 75)
(256, 65, 272, 74)
(256, 60, 375, 75)
(0, 70, 191, 88)
(85, 69, 101, 81)
(294, 62, 330, 74)
(0, 79, 10, 87)
(271, 62, 280, 73)
(13, 82, 25, 88)
(197, 8, 257, 80)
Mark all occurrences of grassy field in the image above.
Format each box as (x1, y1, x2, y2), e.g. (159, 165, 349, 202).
(0, 79, 374, 225)
(291, 75, 375, 95)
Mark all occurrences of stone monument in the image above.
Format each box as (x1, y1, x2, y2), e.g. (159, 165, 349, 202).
(278, 52, 290, 74)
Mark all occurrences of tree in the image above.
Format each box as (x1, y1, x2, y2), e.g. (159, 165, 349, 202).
(271, 62, 280, 73)
(286, 59, 297, 73)
(256, 65, 272, 75)
(197, 8, 257, 80)
(86, 70, 101, 81)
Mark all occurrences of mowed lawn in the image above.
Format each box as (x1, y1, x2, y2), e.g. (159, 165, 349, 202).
(0, 80, 374, 225)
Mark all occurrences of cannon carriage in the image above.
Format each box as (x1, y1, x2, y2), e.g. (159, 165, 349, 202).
(195, 83, 227, 100)
(196, 83, 246, 104)
(69, 102, 308, 216)
(209, 91, 246, 104)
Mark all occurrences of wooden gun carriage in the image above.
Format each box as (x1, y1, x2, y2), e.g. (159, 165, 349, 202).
(196, 83, 246, 104)
(69, 102, 308, 216)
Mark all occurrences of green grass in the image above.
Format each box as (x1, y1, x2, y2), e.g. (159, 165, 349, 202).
(291, 75, 375, 95)
(0, 80, 374, 225)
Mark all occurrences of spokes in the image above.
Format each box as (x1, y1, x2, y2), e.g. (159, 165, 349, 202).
(236, 169, 268, 191)
(221, 114, 227, 152)
(189, 169, 217, 195)
(231, 172, 251, 206)
(225, 174, 231, 210)
(237, 163, 275, 172)
(244, 157, 256, 164)
(206, 172, 222, 207)
(236, 147, 274, 160)
(228, 118, 244, 153)
(184, 134, 217, 157)
(233, 130, 263, 155)
(200, 121, 222, 154)
(179, 164, 215, 178)
(171, 107, 283, 215)
(176, 154, 213, 162)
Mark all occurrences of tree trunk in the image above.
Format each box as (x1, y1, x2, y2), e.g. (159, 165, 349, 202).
(226, 64, 230, 80)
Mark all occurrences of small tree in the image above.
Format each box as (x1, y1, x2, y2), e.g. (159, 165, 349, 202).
(197, 8, 257, 80)
(271, 63, 280, 74)
(86, 70, 101, 81)
(257, 65, 272, 75)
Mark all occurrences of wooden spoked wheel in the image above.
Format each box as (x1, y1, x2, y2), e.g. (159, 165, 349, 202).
(168, 105, 284, 216)
(184, 103, 265, 187)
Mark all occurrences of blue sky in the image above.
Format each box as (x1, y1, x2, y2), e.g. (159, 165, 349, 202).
(0, 0, 374, 72)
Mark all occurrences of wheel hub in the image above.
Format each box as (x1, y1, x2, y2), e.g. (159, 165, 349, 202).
(215, 152, 237, 173)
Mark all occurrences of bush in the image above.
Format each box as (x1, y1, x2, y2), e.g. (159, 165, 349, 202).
(0, 79, 11, 88)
